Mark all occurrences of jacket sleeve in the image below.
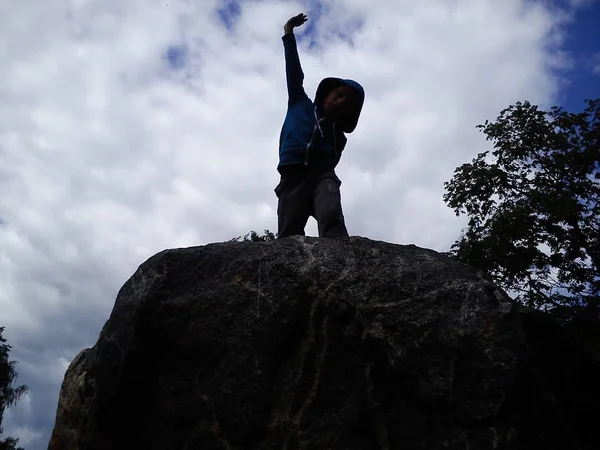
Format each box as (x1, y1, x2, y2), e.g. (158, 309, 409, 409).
(282, 34, 307, 106)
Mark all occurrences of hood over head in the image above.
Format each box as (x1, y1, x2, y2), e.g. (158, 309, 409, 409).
(315, 77, 365, 133)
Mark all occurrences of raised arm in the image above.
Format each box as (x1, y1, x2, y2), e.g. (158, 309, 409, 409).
(282, 13, 308, 106)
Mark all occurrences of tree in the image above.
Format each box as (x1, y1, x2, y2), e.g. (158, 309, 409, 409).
(443, 99, 599, 323)
(0, 327, 27, 450)
(231, 229, 277, 242)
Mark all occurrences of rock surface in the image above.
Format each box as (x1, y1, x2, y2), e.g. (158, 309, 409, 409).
(48, 236, 600, 449)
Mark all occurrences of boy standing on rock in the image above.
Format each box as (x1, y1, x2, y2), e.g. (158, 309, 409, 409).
(276, 13, 365, 238)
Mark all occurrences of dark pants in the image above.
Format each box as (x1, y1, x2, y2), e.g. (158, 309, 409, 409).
(275, 166, 349, 238)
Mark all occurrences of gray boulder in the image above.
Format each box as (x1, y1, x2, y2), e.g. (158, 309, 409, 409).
(48, 236, 600, 449)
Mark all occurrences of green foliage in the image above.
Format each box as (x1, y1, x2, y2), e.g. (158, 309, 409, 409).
(0, 328, 27, 450)
(231, 229, 277, 242)
(444, 99, 599, 322)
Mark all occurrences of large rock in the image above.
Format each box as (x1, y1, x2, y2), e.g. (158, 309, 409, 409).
(48, 236, 600, 450)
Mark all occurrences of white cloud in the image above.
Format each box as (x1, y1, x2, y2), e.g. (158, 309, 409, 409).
(0, 0, 574, 447)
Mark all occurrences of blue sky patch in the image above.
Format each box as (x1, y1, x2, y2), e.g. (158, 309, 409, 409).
(555, 0, 600, 112)
(165, 45, 187, 70)
(217, 0, 241, 31)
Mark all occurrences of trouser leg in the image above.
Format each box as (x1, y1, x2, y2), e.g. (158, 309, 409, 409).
(275, 176, 312, 238)
(313, 175, 349, 238)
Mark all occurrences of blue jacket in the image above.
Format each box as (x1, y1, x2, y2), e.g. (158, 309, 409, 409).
(278, 34, 365, 171)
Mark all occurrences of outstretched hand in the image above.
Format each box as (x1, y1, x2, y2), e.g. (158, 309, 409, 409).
(284, 13, 307, 34)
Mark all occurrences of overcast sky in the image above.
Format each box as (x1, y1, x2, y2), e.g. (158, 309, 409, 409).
(1, 0, 599, 448)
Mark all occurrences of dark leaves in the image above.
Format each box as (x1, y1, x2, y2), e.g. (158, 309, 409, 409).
(230, 229, 277, 242)
(444, 99, 600, 321)
(0, 327, 28, 450)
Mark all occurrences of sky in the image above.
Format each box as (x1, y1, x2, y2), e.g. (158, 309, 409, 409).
(1, 0, 599, 448)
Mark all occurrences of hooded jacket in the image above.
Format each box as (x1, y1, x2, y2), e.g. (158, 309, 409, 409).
(278, 33, 365, 172)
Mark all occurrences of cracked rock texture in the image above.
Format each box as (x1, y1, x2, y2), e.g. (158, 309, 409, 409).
(48, 236, 600, 449)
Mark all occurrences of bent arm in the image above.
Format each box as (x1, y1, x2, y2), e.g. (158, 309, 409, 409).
(282, 33, 307, 105)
